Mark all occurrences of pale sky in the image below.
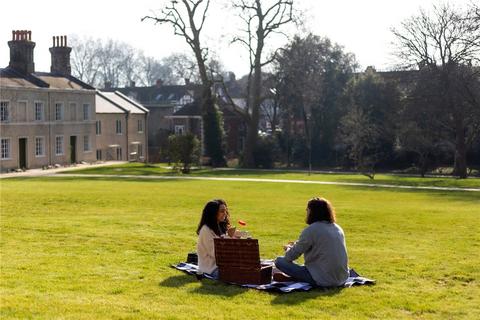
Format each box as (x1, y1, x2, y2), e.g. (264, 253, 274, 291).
(0, 0, 473, 78)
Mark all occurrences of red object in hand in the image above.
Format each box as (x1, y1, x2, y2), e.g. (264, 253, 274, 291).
(238, 220, 247, 226)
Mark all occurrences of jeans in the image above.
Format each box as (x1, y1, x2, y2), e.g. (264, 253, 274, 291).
(275, 257, 316, 285)
(208, 268, 219, 279)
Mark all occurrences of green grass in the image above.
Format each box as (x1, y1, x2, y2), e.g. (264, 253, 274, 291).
(69, 162, 480, 189)
(1, 174, 479, 319)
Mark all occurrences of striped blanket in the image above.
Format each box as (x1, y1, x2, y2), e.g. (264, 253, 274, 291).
(172, 262, 375, 293)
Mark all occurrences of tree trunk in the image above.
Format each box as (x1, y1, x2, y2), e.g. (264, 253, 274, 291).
(192, 36, 226, 167)
(242, 37, 264, 168)
(453, 118, 468, 178)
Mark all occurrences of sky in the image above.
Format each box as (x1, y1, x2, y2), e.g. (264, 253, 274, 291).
(0, 0, 474, 78)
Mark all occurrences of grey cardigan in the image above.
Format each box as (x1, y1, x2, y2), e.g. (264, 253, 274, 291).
(285, 221, 349, 286)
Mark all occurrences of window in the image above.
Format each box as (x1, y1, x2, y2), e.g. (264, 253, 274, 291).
(138, 144, 143, 157)
(35, 137, 45, 157)
(0, 101, 9, 122)
(1, 138, 10, 159)
(55, 103, 64, 121)
(116, 120, 122, 134)
(138, 119, 143, 133)
(55, 136, 64, 155)
(96, 120, 102, 135)
(83, 135, 91, 152)
(83, 104, 90, 120)
(69, 103, 77, 121)
(116, 147, 122, 160)
(96, 149, 102, 160)
(35, 102, 44, 121)
(175, 125, 185, 135)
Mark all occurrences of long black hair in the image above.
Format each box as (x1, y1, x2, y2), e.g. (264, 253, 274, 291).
(196, 199, 230, 236)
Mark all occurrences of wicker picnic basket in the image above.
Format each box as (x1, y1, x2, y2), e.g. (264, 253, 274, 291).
(214, 238, 272, 285)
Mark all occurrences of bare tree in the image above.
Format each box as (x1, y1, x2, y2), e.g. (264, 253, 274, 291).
(230, 0, 294, 167)
(162, 53, 200, 84)
(392, 3, 480, 178)
(70, 36, 101, 86)
(138, 55, 175, 86)
(143, 0, 226, 166)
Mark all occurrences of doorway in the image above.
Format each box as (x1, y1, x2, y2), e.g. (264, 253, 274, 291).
(70, 136, 77, 163)
(19, 138, 27, 169)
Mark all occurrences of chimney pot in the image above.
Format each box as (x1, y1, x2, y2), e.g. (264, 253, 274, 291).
(156, 79, 163, 87)
(8, 30, 35, 74)
(50, 35, 72, 75)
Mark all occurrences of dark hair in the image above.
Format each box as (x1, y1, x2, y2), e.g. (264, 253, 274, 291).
(196, 199, 230, 236)
(306, 197, 336, 224)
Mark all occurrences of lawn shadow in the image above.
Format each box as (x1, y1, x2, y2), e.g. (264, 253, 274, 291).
(190, 278, 246, 297)
(270, 287, 343, 305)
(339, 184, 480, 203)
(159, 274, 198, 287)
(160, 273, 245, 297)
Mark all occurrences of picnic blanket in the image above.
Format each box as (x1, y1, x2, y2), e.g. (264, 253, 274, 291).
(172, 261, 375, 293)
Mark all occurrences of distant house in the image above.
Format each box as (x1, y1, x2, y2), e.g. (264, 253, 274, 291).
(167, 100, 246, 157)
(95, 91, 148, 162)
(0, 31, 96, 172)
(106, 81, 202, 162)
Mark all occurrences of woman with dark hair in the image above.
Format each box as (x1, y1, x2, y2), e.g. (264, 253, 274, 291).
(196, 199, 231, 277)
(274, 197, 349, 287)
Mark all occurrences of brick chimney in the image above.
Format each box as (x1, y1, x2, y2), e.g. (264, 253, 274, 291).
(8, 30, 35, 74)
(49, 35, 71, 75)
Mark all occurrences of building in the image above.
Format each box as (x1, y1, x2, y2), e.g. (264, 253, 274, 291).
(0, 31, 96, 172)
(95, 91, 148, 162)
(106, 81, 202, 162)
(167, 100, 246, 157)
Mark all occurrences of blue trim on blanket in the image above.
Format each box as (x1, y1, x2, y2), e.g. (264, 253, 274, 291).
(172, 262, 375, 293)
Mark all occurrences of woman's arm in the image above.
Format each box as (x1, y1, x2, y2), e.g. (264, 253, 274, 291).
(198, 227, 216, 258)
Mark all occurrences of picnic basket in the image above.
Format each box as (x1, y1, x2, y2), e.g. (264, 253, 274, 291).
(214, 238, 272, 285)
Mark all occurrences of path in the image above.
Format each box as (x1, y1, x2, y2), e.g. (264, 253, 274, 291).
(50, 173, 480, 192)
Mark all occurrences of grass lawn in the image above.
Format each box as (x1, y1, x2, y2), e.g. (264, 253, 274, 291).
(1, 173, 479, 319)
(68, 163, 480, 189)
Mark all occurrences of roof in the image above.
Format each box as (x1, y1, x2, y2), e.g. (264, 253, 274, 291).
(107, 84, 202, 106)
(95, 92, 125, 114)
(170, 101, 245, 119)
(0, 67, 48, 88)
(171, 102, 201, 117)
(100, 91, 148, 114)
(34, 72, 94, 90)
(0, 67, 94, 90)
(96, 91, 148, 115)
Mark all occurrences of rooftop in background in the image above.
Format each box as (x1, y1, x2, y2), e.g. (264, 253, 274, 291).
(96, 91, 148, 114)
(106, 83, 203, 108)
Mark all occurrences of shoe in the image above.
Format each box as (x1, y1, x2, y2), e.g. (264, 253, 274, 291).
(273, 272, 293, 282)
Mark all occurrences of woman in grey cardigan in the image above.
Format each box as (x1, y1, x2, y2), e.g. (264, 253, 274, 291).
(274, 197, 349, 287)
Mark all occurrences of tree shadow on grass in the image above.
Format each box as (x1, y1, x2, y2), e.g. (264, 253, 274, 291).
(159, 274, 199, 288)
(270, 287, 343, 305)
(190, 278, 245, 297)
(159, 274, 245, 297)
(338, 184, 480, 203)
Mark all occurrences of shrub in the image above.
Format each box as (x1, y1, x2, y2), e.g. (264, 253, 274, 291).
(166, 134, 200, 173)
(253, 136, 280, 169)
